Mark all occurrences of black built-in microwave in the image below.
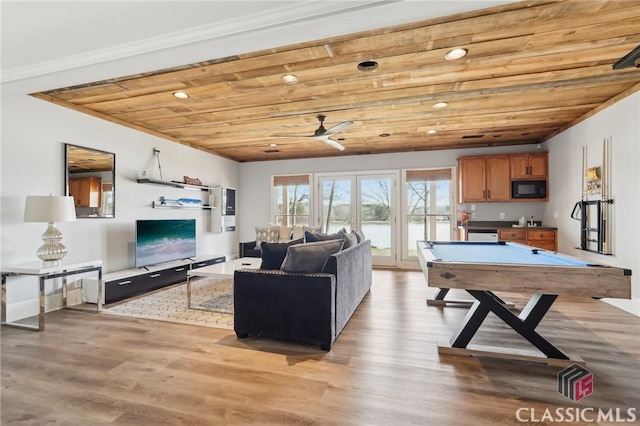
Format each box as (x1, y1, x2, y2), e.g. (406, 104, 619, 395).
(511, 180, 547, 199)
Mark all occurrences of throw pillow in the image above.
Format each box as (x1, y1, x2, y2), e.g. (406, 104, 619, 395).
(269, 222, 293, 242)
(255, 226, 279, 250)
(303, 225, 322, 235)
(291, 224, 305, 240)
(260, 238, 304, 270)
(342, 231, 357, 249)
(281, 239, 345, 273)
(353, 230, 366, 243)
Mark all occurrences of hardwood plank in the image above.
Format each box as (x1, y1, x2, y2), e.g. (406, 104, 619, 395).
(1, 270, 638, 425)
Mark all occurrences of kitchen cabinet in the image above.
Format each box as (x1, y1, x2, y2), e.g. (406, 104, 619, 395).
(526, 229, 557, 251)
(498, 229, 526, 243)
(458, 156, 510, 202)
(510, 153, 548, 179)
(499, 228, 556, 251)
(69, 177, 101, 208)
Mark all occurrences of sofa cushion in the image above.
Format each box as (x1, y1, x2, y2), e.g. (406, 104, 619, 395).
(304, 228, 346, 243)
(260, 238, 304, 270)
(305, 228, 357, 249)
(281, 239, 344, 273)
(255, 226, 280, 249)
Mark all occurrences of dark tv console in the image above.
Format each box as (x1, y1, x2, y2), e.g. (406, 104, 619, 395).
(83, 255, 225, 304)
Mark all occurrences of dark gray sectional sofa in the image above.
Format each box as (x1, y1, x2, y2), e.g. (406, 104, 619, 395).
(233, 239, 372, 350)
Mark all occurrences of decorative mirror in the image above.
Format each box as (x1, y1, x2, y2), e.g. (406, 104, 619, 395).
(64, 143, 115, 218)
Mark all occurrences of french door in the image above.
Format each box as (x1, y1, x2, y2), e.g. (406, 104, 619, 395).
(317, 172, 397, 267)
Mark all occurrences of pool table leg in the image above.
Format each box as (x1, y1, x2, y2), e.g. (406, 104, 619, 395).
(449, 299, 491, 347)
(463, 290, 569, 360)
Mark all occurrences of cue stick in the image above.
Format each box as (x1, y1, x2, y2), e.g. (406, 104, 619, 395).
(581, 146, 585, 200)
(604, 138, 611, 254)
(601, 138, 606, 253)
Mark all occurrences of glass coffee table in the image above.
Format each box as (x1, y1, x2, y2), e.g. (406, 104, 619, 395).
(186, 258, 261, 313)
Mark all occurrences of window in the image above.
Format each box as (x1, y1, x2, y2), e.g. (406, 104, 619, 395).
(272, 174, 311, 226)
(404, 168, 453, 258)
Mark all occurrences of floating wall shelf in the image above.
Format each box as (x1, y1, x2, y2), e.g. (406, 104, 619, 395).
(137, 178, 212, 192)
(151, 201, 213, 210)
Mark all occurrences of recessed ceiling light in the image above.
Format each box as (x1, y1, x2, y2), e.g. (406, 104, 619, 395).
(445, 48, 468, 61)
(281, 74, 299, 84)
(268, 143, 278, 147)
(433, 102, 449, 108)
(427, 129, 438, 134)
(358, 60, 379, 72)
(172, 91, 189, 99)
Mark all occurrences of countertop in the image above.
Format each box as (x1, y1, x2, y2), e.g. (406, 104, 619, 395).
(457, 221, 557, 231)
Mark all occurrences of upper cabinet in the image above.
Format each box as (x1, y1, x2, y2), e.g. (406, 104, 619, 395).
(458, 156, 510, 202)
(69, 176, 101, 208)
(510, 153, 548, 180)
(458, 152, 549, 203)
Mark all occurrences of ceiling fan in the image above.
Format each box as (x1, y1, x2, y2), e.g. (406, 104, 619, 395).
(271, 115, 353, 151)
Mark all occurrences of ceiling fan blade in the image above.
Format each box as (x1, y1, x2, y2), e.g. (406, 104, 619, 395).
(323, 120, 353, 135)
(270, 134, 314, 138)
(318, 136, 346, 151)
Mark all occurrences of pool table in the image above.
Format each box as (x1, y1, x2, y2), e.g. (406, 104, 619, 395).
(417, 241, 632, 366)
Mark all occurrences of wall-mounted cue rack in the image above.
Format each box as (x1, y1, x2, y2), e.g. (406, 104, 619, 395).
(571, 138, 613, 255)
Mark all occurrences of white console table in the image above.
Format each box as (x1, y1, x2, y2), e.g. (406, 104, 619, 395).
(1, 260, 102, 331)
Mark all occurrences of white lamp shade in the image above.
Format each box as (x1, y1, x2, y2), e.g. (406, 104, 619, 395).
(24, 195, 77, 223)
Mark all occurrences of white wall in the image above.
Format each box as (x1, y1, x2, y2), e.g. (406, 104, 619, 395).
(1, 89, 239, 320)
(543, 92, 640, 316)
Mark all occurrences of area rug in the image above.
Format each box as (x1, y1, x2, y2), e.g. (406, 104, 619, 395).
(102, 278, 234, 330)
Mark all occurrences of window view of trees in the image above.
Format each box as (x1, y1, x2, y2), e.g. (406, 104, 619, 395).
(273, 170, 452, 263)
(273, 175, 310, 227)
(406, 169, 452, 257)
(322, 177, 393, 255)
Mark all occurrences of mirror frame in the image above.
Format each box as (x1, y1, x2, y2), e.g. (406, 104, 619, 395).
(64, 143, 116, 218)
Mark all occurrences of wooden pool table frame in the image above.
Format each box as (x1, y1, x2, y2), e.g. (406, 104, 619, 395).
(417, 241, 632, 366)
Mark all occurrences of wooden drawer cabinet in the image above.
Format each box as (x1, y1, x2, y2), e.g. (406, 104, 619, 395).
(498, 228, 556, 251)
(526, 229, 557, 251)
(527, 240, 557, 251)
(498, 229, 526, 242)
(527, 230, 555, 241)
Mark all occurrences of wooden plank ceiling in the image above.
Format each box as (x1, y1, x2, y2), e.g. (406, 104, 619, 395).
(32, 0, 640, 162)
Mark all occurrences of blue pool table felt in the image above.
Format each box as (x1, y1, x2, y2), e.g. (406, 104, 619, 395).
(421, 241, 592, 267)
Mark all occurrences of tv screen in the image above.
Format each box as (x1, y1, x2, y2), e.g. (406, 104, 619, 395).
(135, 219, 196, 268)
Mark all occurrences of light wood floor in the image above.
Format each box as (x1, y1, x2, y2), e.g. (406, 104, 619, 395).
(2, 269, 639, 425)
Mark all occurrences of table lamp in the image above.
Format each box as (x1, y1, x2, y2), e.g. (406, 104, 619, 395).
(24, 195, 76, 265)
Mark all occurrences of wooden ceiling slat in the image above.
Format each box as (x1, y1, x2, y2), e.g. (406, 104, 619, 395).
(31, 0, 640, 162)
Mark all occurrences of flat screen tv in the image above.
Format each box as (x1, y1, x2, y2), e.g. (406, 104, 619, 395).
(135, 219, 196, 268)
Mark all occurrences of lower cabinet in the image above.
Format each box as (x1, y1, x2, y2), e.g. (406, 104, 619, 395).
(498, 229, 557, 251)
(84, 256, 225, 304)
